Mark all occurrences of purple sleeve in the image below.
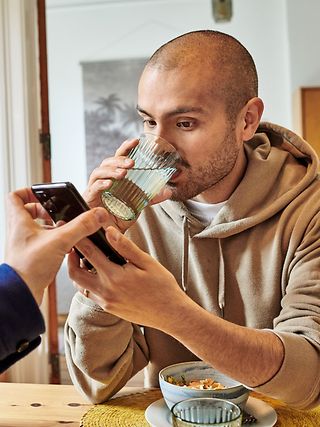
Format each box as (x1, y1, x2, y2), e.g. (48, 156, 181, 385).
(0, 264, 45, 372)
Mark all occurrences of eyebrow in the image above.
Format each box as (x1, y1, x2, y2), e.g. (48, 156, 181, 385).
(136, 105, 205, 118)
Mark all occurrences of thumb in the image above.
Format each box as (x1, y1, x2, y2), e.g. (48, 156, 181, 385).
(105, 226, 148, 268)
(53, 208, 109, 251)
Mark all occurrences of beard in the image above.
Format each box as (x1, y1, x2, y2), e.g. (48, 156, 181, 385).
(168, 125, 240, 202)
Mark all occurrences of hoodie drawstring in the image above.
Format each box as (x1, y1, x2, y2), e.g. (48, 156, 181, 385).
(218, 239, 225, 318)
(181, 216, 189, 292)
(181, 216, 225, 317)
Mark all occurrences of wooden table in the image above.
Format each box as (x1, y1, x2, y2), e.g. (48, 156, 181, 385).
(0, 382, 139, 426)
(1, 382, 319, 426)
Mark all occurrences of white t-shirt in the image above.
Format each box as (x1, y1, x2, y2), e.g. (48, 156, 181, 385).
(185, 198, 227, 226)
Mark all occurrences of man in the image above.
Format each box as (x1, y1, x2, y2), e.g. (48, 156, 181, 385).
(65, 30, 320, 409)
(0, 187, 109, 372)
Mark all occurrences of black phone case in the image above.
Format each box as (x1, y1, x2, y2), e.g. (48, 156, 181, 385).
(31, 181, 126, 266)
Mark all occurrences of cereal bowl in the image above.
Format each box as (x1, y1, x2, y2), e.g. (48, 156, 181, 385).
(159, 361, 249, 410)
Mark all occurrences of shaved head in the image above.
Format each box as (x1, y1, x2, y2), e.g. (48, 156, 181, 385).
(145, 30, 258, 120)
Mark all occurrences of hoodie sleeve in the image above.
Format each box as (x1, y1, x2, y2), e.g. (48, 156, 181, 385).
(0, 264, 45, 372)
(251, 206, 320, 409)
(252, 331, 320, 409)
(64, 291, 149, 403)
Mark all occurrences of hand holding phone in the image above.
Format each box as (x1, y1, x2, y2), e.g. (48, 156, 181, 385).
(31, 181, 126, 266)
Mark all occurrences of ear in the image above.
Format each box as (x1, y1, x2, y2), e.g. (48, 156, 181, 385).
(241, 97, 264, 141)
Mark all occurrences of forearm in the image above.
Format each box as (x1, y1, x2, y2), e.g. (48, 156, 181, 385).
(159, 297, 284, 388)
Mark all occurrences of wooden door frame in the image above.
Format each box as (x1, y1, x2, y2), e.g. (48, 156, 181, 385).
(37, 0, 60, 384)
(301, 87, 320, 136)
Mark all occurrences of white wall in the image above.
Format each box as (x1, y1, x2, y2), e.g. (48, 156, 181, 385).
(287, 0, 320, 92)
(286, 0, 320, 134)
(46, 0, 291, 192)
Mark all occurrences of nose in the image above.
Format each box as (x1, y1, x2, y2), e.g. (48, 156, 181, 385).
(155, 128, 177, 150)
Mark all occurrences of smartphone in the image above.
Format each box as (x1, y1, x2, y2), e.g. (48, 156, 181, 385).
(31, 181, 126, 266)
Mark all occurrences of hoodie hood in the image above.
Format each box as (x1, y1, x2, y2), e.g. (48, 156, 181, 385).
(160, 122, 319, 239)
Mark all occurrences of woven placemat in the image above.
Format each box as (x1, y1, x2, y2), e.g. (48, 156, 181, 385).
(80, 389, 320, 427)
(252, 393, 320, 427)
(80, 389, 162, 427)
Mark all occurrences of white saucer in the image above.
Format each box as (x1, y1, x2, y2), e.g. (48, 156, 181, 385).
(145, 396, 277, 427)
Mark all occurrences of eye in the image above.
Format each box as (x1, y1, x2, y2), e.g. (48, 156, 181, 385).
(177, 121, 193, 128)
(143, 119, 157, 128)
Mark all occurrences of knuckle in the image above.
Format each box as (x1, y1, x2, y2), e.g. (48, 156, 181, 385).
(100, 157, 115, 167)
(67, 263, 78, 280)
(79, 214, 95, 233)
(91, 166, 102, 177)
(78, 242, 94, 259)
(58, 234, 74, 251)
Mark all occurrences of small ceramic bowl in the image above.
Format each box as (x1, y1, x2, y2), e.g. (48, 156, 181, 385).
(159, 361, 249, 410)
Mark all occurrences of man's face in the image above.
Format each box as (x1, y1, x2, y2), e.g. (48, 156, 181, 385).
(137, 65, 243, 202)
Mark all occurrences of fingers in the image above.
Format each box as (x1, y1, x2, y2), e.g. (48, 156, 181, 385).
(6, 191, 39, 230)
(8, 188, 38, 205)
(68, 250, 99, 289)
(85, 156, 135, 208)
(24, 202, 53, 222)
(105, 226, 148, 269)
(7, 189, 52, 223)
(115, 138, 138, 156)
(87, 146, 136, 187)
(83, 179, 113, 207)
(52, 207, 110, 252)
(83, 138, 138, 208)
(74, 233, 113, 272)
(88, 157, 133, 187)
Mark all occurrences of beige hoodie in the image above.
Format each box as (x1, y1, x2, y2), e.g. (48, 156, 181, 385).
(65, 122, 320, 409)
